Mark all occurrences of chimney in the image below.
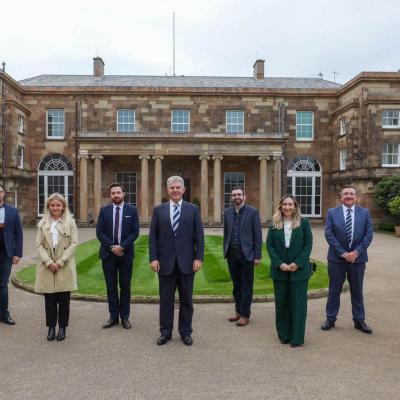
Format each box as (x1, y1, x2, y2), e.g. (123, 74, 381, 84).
(253, 59, 265, 80)
(93, 57, 105, 77)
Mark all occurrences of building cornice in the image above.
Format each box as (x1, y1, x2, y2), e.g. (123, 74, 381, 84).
(0, 72, 25, 93)
(330, 100, 360, 117)
(3, 99, 31, 115)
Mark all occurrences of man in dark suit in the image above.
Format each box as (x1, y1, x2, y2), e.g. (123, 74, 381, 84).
(96, 183, 139, 329)
(149, 176, 204, 346)
(322, 184, 374, 334)
(0, 184, 23, 325)
(223, 186, 262, 326)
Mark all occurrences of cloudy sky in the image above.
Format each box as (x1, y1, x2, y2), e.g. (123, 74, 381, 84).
(2, 0, 399, 84)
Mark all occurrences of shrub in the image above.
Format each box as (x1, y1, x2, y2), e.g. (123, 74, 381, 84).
(388, 196, 400, 223)
(375, 176, 400, 214)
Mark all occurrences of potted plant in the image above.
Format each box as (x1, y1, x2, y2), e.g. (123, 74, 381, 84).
(388, 196, 400, 237)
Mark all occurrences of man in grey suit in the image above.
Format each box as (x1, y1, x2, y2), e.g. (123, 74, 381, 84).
(149, 176, 204, 346)
(321, 184, 374, 334)
(223, 186, 262, 326)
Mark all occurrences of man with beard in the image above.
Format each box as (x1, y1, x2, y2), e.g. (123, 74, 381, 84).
(223, 186, 262, 326)
(96, 183, 139, 329)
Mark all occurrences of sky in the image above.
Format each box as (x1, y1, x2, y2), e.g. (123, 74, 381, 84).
(1, 0, 399, 84)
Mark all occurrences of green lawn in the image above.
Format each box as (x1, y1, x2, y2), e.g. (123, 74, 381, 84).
(17, 235, 328, 296)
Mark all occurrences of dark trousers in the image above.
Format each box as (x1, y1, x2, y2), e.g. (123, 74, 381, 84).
(0, 252, 13, 317)
(326, 261, 366, 322)
(44, 292, 71, 328)
(273, 279, 308, 345)
(227, 248, 254, 319)
(158, 263, 194, 337)
(102, 254, 133, 321)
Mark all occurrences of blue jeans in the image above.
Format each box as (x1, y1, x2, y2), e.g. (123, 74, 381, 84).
(0, 252, 13, 317)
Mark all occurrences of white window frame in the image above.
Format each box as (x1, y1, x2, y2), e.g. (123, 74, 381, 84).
(115, 172, 137, 206)
(17, 146, 24, 169)
(171, 110, 190, 133)
(382, 143, 400, 167)
(339, 117, 347, 136)
(223, 172, 245, 209)
(226, 110, 244, 133)
(382, 109, 400, 129)
(339, 148, 347, 171)
(117, 109, 135, 133)
(17, 114, 25, 134)
(296, 111, 314, 141)
(46, 109, 65, 139)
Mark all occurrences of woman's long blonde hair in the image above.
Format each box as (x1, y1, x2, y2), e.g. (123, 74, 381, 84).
(272, 194, 302, 230)
(40, 192, 71, 224)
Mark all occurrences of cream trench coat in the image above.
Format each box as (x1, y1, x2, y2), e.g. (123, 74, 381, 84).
(35, 216, 78, 293)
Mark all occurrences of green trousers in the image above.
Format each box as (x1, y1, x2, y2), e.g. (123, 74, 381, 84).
(273, 279, 308, 345)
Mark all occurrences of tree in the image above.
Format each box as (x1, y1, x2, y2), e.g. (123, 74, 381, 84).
(375, 176, 400, 214)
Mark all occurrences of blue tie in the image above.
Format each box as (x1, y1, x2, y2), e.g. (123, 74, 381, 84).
(172, 204, 180, 235)
(345, 208, 352, 245)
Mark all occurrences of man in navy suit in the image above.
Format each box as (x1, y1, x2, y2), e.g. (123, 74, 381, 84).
(149, 176, 204, 346)
(0, 184, 23, 325)
(321, 184, 374, 334)
(96, 183, 139, 329)
(223, 186, 262, 326)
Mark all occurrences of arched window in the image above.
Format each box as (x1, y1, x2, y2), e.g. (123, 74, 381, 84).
(38, 154, 74, 215)
(287, 155, 321, 217)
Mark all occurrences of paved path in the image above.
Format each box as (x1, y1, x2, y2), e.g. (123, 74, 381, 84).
(0, 227, 399, 400)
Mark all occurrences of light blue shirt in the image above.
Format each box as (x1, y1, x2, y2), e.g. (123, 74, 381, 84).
(169, 199, 182, 228)
(342, 204, 355, 244)
(0, 206, 4, 224)
(112, 202, 124, 245)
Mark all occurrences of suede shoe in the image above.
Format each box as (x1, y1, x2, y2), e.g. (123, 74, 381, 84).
(102, 318, 119, 329)
(236, 317, 249, 327)
(321, 319, 335, 331)
(354, 320, 373, 334)
(228, 313, 240, 322)
(121, 319, 131, 329)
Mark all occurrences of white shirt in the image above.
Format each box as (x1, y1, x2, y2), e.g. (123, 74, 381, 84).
(283, 219, 292, 248)
(112, 202, 124, 245)
(342, 204, 355, 244)
(50, 218, 60, 249)
(170, 199, 183, 228)
(0, 205, 5, 224)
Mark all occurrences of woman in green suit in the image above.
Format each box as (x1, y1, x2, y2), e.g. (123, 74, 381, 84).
(266, 194, 313, 347)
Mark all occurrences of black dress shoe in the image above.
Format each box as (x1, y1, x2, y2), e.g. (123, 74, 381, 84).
(280, 339, 290, 344)
(121, 319, 131, 329)
(321, 319, 335, 331)
(1, 313, 16, 325)
(354, 320, 373, 334)
(57, 327, 66, 341)
(157, 335, 172, 345)
(102, 318, 119, 329)
(290, 343, 303, 348)
(47, 327, 56, 341)
(181, 335, 193, 346)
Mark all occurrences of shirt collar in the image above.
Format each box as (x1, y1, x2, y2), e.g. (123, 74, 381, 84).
(170, 199, 183, 208)
(113, 202, 124, 209)
(234, 203, 245, 214)
(342, 204, 355, 213)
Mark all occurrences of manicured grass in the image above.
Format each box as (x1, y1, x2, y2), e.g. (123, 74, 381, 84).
(17, 235, 328, 296)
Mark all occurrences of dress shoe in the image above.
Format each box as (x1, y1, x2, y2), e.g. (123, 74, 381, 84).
(121, 319, 131, 329)
(290, 343, 303, 348)
(47, 327, 56, 341)
(102, 318, 119, 329)
(1, 313, 16, 325)
(228, 314, 240, 322)
(157, 335, 172, 345)
(321, 319, 335, 331)
(280, 339, 290, 344)
(236, 317, 249, 327)
(56, 327, 66, 341)
(181, 335, 193, 346)
(354, 320, 373, 334)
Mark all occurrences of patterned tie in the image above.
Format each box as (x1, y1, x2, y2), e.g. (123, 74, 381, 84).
(345, 208, 352, 245)
(114, 206, 120, 245)
(172, 203, 180, 235)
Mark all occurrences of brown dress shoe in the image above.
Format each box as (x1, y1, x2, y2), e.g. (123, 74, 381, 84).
(228, 314, 240, 322)
(236, 317, 249, 326)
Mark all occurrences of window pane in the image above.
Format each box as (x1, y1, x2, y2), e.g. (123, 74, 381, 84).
(226, 111, 244, 133)
(116, 172, 137, 205)
(296, 111, 313, 139)
(117, 109, 135, 132)
(224, 172, 245, 208)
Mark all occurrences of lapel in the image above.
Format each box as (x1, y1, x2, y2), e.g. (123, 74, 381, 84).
(175, 201, 185, 235)
(336, 205, 346, 232)
(4, 205, 10, 230)
(353, 206, 361, 241)
(238, 206, 247, 233)
(164, 202, 175, 235)
(278, 225, 286, 249)
(288, 224, 299, 248)
(54, 219, 65, 253)
(121, 203, 127, 235)
(42, 218, 56, 259)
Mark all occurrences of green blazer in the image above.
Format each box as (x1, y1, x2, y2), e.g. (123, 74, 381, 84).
(266, 218, 313, 282)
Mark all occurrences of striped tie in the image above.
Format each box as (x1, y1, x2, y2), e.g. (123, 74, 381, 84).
(172, 203, 180, 235)
(345, 208, 352, 245)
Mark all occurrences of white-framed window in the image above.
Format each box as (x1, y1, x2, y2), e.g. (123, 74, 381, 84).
(115, 172, 137, 205)
(47, 109, 65, 139)
(17, 114, 25, 134)
(382, 143, 400, 166)
(226, 110, 244, 133)
(224, 172, 245, 209)
(117, 109, 135, 132)
(17, 146, 24, 169)
(171, 110, 190, 133)
(339, 117, 348, 136)
(382, 110, 400, 128)
(339, 148, 347, 171)
(296, 111, 314, 140)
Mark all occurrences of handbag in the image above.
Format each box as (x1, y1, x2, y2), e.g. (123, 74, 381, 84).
(309, 260, 317, 274)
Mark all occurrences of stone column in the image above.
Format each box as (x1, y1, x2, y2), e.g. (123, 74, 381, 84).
(266, 157, 273, 220)
(212, 155, 223, 223)
(153, 156, 164, 206)
(92, 154, 103, 222)
(259, 156, 268, 223)
(79, 151, 89, 223)
(199, 155, 210, 222)
(273, 156, 282, 211)
(139, 155, 150, 222)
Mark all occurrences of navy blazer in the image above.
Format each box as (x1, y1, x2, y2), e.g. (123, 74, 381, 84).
(149, 201, 204, 276)
(1, 204, 23, 258)
(223, 205, 262, 261)
(325, 205, 373, 263)
(96, 203, 139, 260)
